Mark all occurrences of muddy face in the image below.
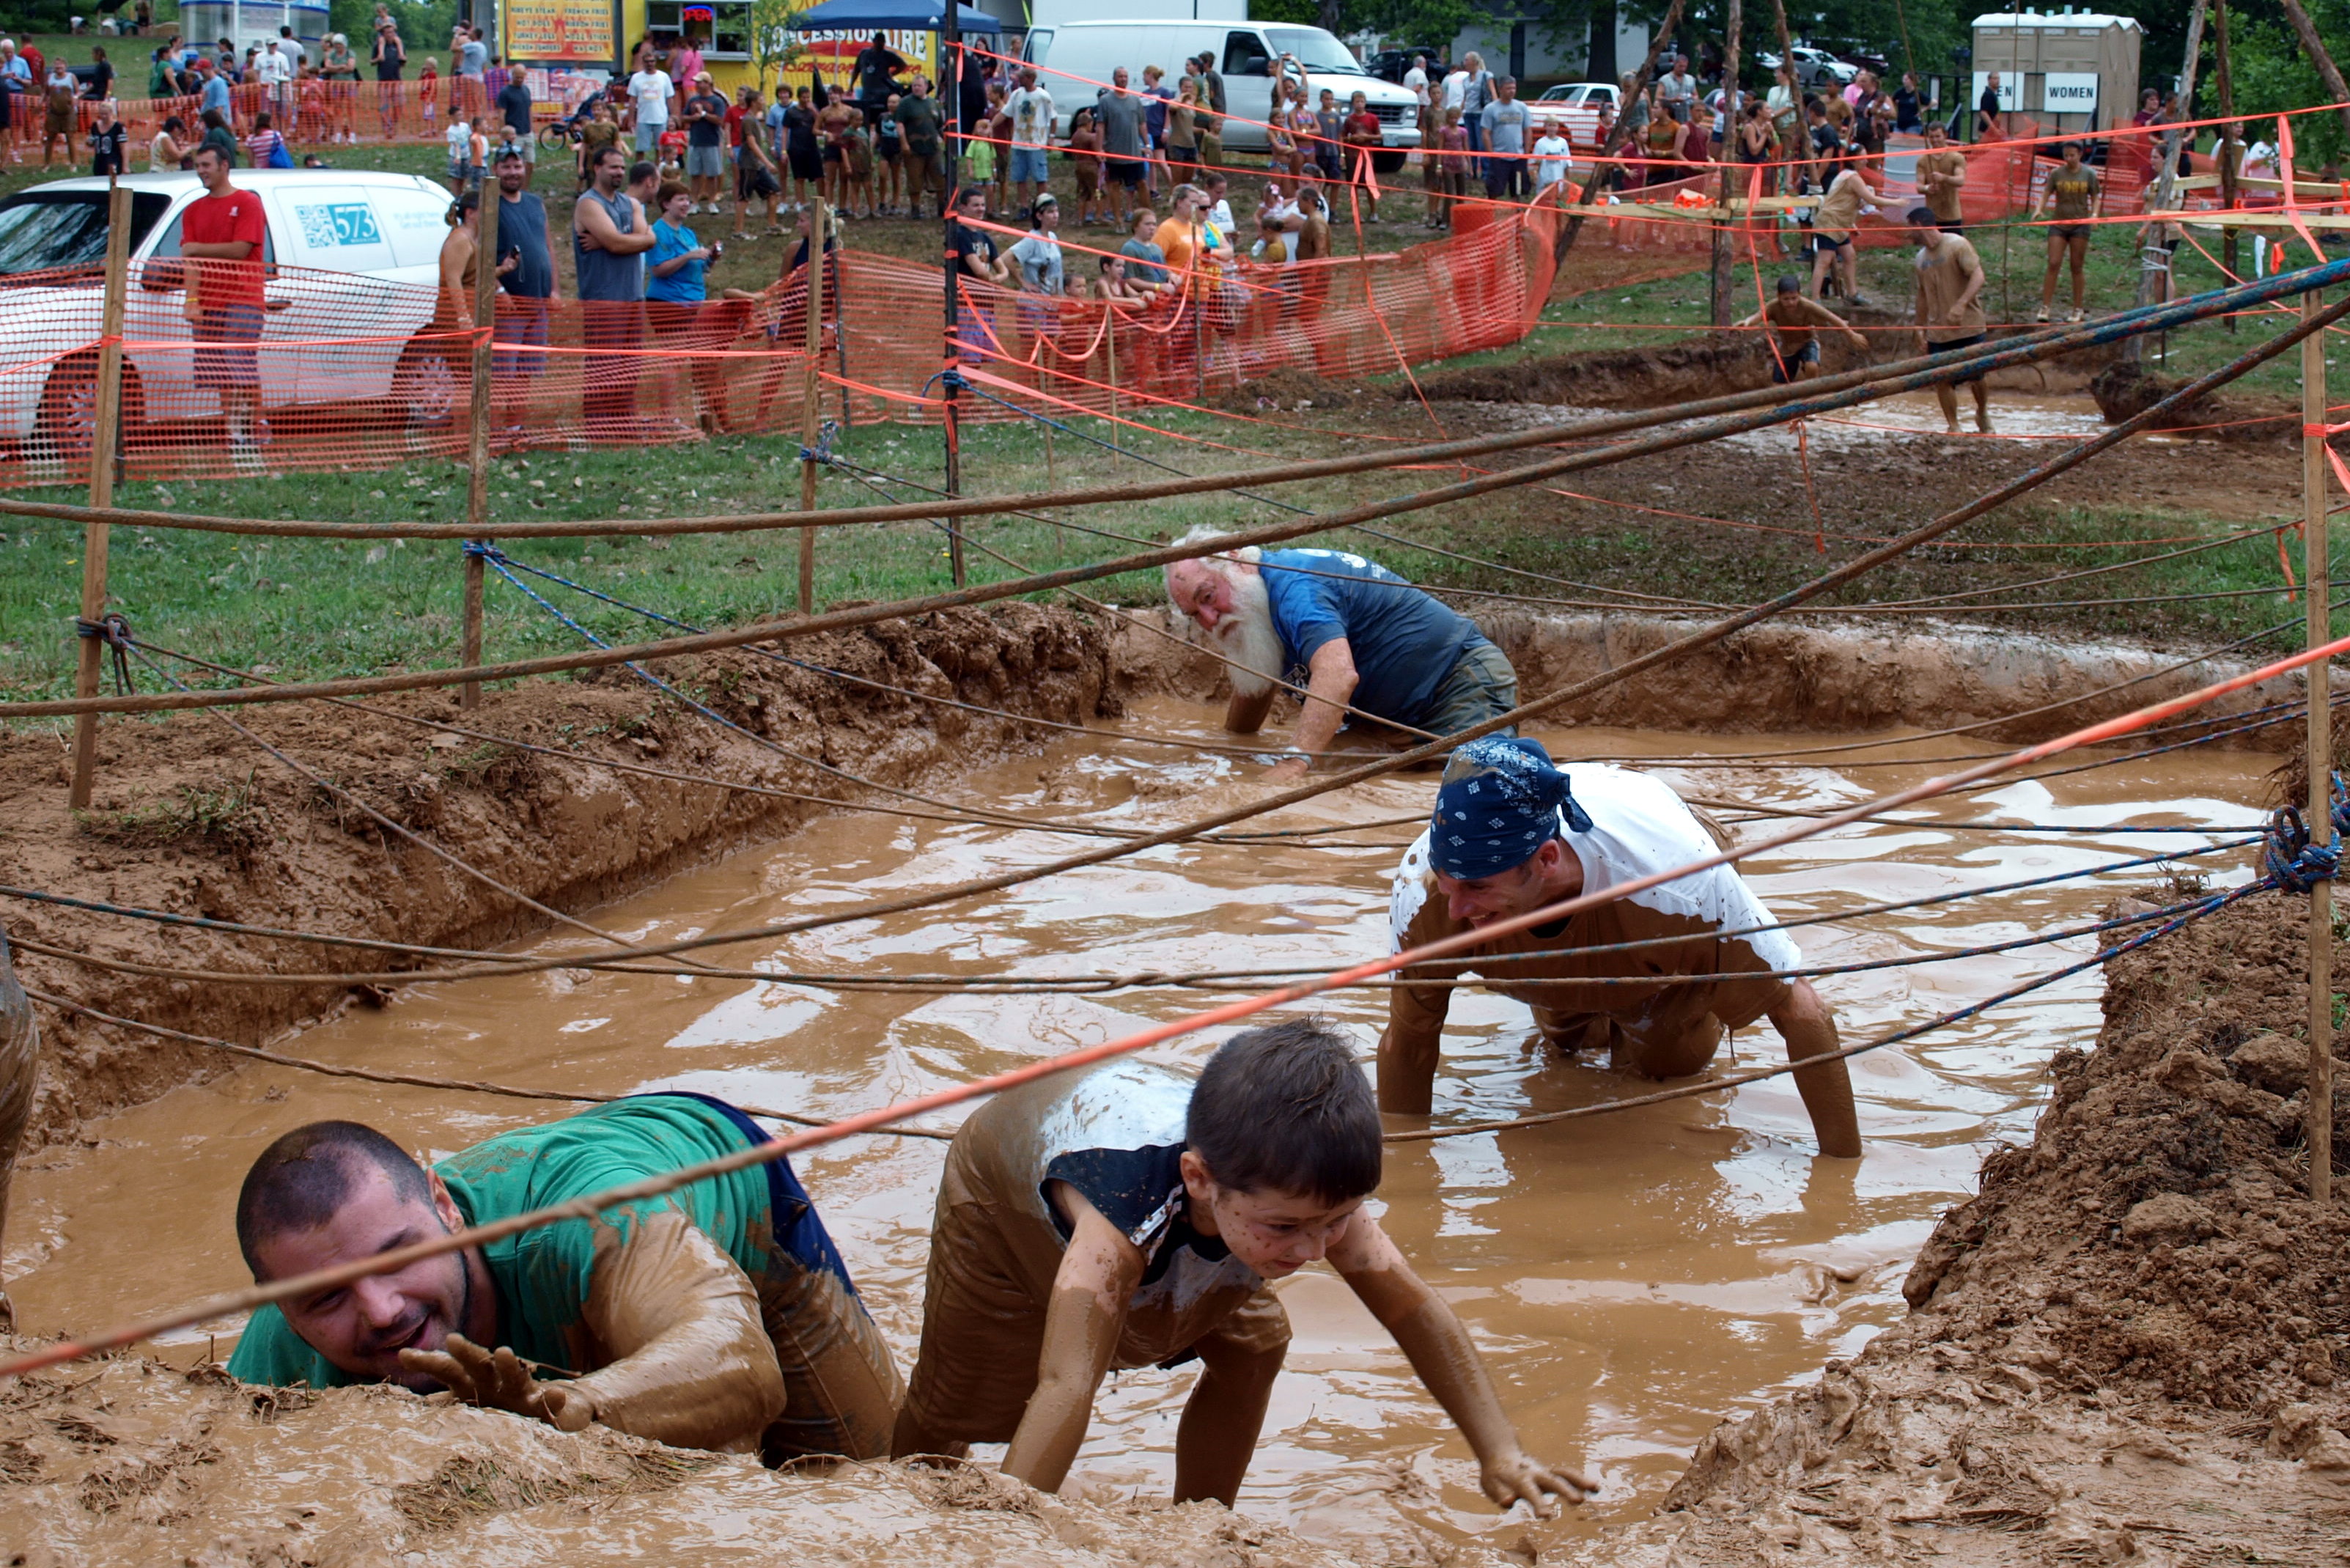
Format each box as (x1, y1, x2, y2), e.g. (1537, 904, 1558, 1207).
(1, 706, 2274, 1549)
(1181, 1155, 1366, 1279)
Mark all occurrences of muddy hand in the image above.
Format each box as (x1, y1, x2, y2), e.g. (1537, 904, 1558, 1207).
(399, 1333, 596, 1432)
(1478, 1449, 1595, 1516)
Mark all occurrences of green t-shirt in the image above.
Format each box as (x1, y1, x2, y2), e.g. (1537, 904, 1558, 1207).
(896, 95, 941, 152)
(226, 1096, 787, 1387)
(2047, 166, 2099, 221)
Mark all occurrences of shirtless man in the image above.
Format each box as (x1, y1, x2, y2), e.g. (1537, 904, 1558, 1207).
(1380, 737, 1862, 1158)
(1909, 205, 1992, 434)
(1737, 274, 1868, 382)
(226, 1095, 901, 1462)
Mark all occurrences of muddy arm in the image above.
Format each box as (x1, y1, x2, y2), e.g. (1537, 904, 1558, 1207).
(1330, 1212, 1593, 1513)
(1377, 974, 1452, 1115)
(1002, 1185, 1142, 1496)
(0, 930, 39, 1334)
(1223, 687, 1277, 735)
(567, 1209, 788, 1451)
(1767, 979, 1861, 1158)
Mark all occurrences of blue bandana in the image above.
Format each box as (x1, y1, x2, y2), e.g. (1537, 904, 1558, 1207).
(1427, 737, 1592, 880)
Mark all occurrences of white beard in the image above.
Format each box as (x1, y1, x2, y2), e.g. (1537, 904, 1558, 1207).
(1207, 570, 1286, 699)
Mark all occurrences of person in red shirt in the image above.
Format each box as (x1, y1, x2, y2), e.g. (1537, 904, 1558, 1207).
(181, 142, 270, 465)
(1341, 89, 1382, 218)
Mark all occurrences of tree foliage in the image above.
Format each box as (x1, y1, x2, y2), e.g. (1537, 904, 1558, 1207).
(2200, 0, 2348, 166)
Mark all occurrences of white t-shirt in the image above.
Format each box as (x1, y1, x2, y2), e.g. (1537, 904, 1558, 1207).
(254, 48, 290, 87)
(446, 119, 470, 161)
(1403, 65, 1429, 107)
(1006, 84, 1054, 148)
(1440, 69, 1469, 111)
(627, 68, 672, 126)
(1533, 132, 1570, 187)
(1207, 196, 1234, 232)
(275, 37, 306, 73)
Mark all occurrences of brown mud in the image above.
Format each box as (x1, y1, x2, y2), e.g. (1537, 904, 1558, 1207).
(2091, 359, 2337, 446)
(0, 1349, 1402, 1567)
(0, 605, 1121, 1147)
(1531, 889, 2350, 1565)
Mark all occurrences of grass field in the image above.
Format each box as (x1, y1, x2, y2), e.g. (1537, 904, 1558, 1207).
(1, 100, 2339, 710)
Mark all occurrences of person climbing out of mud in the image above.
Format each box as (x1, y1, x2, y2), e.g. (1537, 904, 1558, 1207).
(1908, 205, 1993, 435)
(1163, 529, 1520, 783)
(888, 1018, 1594, 1512)
(1736, 274, 1868, 383)
(0, 927, 40, 1335)
(224, 1094, 902, 1462)
(1380, 737, 1863, 1158)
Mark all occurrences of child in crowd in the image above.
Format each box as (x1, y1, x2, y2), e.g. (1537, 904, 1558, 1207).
(1433, 104, 1470, 227)
(419, 56, 438, 129)
(1067, 106, 1103, 227)
(888, 1019, 1594, 1516)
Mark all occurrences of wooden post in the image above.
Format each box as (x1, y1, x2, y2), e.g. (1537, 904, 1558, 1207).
(1709, 0, 1743, 327)
(2307, 284, 2335, 1206)
(2127, 0, 2206, 362)
(67, 179, 133, 811)
(2274, 0, 2350, 149)
(2213, 0, 2241, 323)
(460, 189, 498, 710)
(798, 201, 828, 614)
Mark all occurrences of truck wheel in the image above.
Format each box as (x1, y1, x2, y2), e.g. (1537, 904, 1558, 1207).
(36, 354, 146, 470)
(391, 337, 465, 433)
(1373, 150, 1407, 175)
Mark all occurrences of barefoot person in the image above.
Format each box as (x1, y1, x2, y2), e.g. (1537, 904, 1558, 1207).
(888, 1019, 1595, 1513)
(1380, 737, 1863, 1158)
(2034, 141, 2101, 323)
(225, 1095, 902, 1462)
(1909, 205, 1991, 434)
(1736, 274, 1868, 383)
(1163, 529, 1520, 781)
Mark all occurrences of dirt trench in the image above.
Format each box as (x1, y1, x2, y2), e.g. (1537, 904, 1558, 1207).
(1527, 889, 2350, 1566)
(0, 603, 1128, 1150)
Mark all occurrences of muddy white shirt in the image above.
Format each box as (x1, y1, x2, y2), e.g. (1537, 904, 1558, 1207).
(1385, 765, 1798, 1050)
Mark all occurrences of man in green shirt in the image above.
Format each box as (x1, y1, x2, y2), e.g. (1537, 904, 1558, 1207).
(225, 1094, 899, 1462)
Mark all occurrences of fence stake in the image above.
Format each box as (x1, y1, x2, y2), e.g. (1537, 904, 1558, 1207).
(68, 180, 133, 811)
(2307, 284, 2335, 1206)
(460, 189, 499, 710)
(799, 202, 828, 614)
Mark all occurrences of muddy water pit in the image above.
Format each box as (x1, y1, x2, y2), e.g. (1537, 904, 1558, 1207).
(1, 699, 2277, 1555)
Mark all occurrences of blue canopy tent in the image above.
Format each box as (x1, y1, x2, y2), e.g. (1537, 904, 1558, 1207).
(789, 0, 1002, 35)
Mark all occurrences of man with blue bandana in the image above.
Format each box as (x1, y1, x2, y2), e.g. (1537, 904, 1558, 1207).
(1380, 738, 1861, 1157)
(1163, 531, 1520, 783)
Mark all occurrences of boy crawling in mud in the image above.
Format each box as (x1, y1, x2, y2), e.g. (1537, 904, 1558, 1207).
(888, 1019, 1593, 1513)
(225, 1094, 901, 1462)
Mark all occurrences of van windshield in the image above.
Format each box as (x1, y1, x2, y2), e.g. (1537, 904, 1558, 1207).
(0, 191, 172, 277)
(1261, 27, 1365, 76)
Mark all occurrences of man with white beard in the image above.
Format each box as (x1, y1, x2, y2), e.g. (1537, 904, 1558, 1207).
(1163, 529, 1520, 783)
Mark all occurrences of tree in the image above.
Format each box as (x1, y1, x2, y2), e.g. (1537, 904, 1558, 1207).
(2200, 0, 2349, 166)
(748, 0, 810, 95)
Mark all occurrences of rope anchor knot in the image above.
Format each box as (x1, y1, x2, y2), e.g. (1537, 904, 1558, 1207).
(73, 614, 135, 694)
(2264, 784, 2346, 894)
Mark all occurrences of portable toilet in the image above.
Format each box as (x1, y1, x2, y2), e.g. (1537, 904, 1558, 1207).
(1970, 9, 2141, 135)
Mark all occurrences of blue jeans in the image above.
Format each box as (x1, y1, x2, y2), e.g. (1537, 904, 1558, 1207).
(1008, 144, 1048, 185)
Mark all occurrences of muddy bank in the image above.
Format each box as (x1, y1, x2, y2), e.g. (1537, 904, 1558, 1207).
(0, 1348, 1439, 1567)
(2092, 360, 2333, 446)
(1530, 888, 2350, 1565)
(1120, 608, 2296, 748)
(0, 605, 1119, 1148)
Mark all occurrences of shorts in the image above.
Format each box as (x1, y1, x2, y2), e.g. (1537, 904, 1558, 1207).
(1936, 217, 1964, 233)
(1412, 636, 1520, 740)
(1768, 338, 1822, 383)
(1105, 157, 1143, 188)
(877, 136, 900, 161)
(509, 133, 536, 162)
(1075, 163, 1099, 196)
(685, 142, 723, 177)
(492, 295, 549, 379)
(2049, 222, 2090, 243)
(1930, 331, 1989, 383)
(45, 105, 73, 136)
(1007, 143, 1047, 185)
(821, 141, 842, 164)
(1811, 230, 1852, 253)
(194, 302, 264, 390)
(737, 159, 780, 199)
(634, 119, 665, 154)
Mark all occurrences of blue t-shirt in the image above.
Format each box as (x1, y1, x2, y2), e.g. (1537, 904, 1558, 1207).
(645, 218, 704, 303)
(201, 76, 231, 114)
(1256, 548, 1479, 729)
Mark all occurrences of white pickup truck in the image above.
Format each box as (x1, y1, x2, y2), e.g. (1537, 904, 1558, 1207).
(0, 169, 460, 468)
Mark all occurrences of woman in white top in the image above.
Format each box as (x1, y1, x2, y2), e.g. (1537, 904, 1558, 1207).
(150, 113, 191, 171)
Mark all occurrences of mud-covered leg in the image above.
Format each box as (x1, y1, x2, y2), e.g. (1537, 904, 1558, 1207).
(0, 928, 43, 1335)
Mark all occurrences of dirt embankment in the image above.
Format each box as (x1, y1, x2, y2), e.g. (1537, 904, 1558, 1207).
(0, 1351, 1417, 1567)
(1535, 890, 2350, 1566)
(0, 605, 1122, 1149)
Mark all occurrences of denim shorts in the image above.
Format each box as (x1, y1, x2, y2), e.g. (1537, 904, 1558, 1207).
(634, 119, 665, 153)
(1008, 144, 1048, 185)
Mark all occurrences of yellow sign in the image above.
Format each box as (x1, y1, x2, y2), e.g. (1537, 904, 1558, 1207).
(773, 26, 937, 95)
(504, 0, 619, 65)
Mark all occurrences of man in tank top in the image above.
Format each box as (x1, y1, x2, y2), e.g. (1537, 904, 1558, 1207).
(891, 1019, 1594, 1513)
(572, 143, 654, 433)
(1381, 737, 1862, 1157)
(224, 1094, 900, 1462)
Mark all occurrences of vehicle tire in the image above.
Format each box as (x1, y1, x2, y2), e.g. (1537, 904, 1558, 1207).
(537, 121, 575, 153)
(35, 353, 147, 471)
(1372, 150, 1407, 174)
(391, 336, 466, 433)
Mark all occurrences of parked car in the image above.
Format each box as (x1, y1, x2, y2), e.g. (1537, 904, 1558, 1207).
(1533, 81, 1621, 149)
(1027, 20, 1422, 168)
(1363, 45, 1449, 86)
(0, 169, 455, 465)
(1814, 40, 1892, 78)
(1757, 45, 1858, 90)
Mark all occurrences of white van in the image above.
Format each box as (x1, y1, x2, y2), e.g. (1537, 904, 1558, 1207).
(1023, 21, 1422, 169)
(0, 169, 458, 465)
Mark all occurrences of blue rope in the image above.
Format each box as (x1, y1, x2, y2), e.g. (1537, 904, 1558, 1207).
(2265, 771, 2349, 893)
